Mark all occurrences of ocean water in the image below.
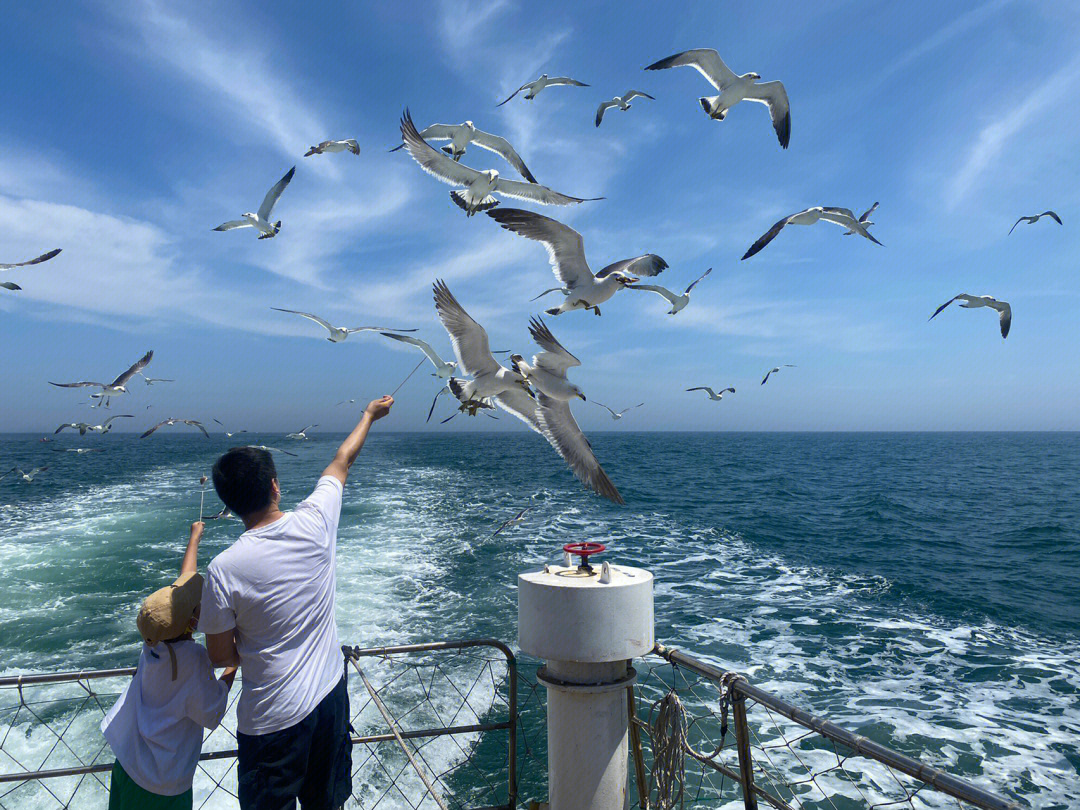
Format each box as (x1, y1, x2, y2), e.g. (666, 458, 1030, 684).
(1, 431, 1078, 807)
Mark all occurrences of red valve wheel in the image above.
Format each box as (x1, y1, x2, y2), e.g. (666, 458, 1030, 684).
(563, 542, 606, 556)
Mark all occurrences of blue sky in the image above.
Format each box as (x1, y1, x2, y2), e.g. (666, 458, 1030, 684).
(1, 0, 1078, 432)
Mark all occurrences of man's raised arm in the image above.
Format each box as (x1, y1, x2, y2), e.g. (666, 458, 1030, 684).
(322, 396, 394, 485)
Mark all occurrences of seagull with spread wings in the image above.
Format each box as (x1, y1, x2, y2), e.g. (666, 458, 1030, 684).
(213, 166, 295, 239)
(212, 419, 247, 437)
(138, 373, 174, 386)
(248, 445, 297, 457)
(486, 208, 666, 316)
(140, 419, 210, 439)
(271, 308, 417, 343)
(627, 268, 711, 314)
(761, 365, 795, 385)
(595, 90, 655, 126)
(929, 294, 1012, 339)
(379, 333, 457, 378)
(742, 206, 882, 260)
(687, 386, 735, 401)
(1009, 211, 1062, 235)
(842, 202, 879, 237)
(1, 248, 61, 291)
(399, 111, 598, 216)
(646, 48, 790, 148)
(50, 350, 153, 408)
(390, 120, 537, 182)
(55, 414, 134, 435)
(286, 425, 317, 440)
(497, 74, 589, 106)
(594, 402, 644, 421)
(304, 139, 360, 157)
(491, 505, 535, 538)
(1, 466, 48, 483)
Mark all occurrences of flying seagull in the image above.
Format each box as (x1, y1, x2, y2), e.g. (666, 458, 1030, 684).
(52, 447, 105, 453)
(140, 419, 210, 439)
(286, 424, 317, 440)
(399, 110, 599, 215)
(212, 419, 247, 437)
(842, 202, 878, 237)
(742, 207, 882, 260)
(1009, 211, 1062, 235)
(627, 267, 711, 314)
(335, 399, 357, 407)
(379, 333, 457, 378)
(432, 279, 536, 422)
(304, 139, 360, 157)
(1, 248, 61, 290)
(929, 294, 1012, 339)
(487, 208, 666, 316)
(517, 317, 623, 504)
(203, 505, 235, 520)
(1, 466, 48, 483)
(593, 401, 644, 420)
(595, 91, 655, 126)
(213, 166, 295, 239)
(138, 373, 174, 386)
(645, 48, 790, 148)
(55, 414, 134, 435)
(390, 121, 537, 183)
(247, 444, 297, 457)
(271, 307, 417, 342)
(497, 74, 589, 106)
(491, 505, 534, 538)
(50, 350, 153, 408)
(687, 386, 735, 401)
(761, 365, 795, 385)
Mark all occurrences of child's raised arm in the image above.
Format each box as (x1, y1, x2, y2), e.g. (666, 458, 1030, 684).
(180, 522, 204, 576)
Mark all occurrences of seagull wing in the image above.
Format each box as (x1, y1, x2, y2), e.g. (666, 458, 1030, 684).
(529, 316, 581, 375)
(50, 381, 106, 389)
(486, 208, 592, 290)
(547, 77, 588, 87)
(761, 370, 774, 385)
(595, 254, 668, 279)
(627, 283, 679, 306)
(380, 333, 449, 368)
(103, 415, 134, 426)
(496, 82, 531, 107)
(742, 80, 790, 148)
(536, 392, 623, 504)
(183, 420, 210, 437)
(988, 299, 1012, 338)
(623, 90, 655, 101)
(687, 387, 716, 397)
(272, 308, 336, 334)
(1, 281, 20, 290)
(858, 202, 879, 223)
(416, 124, 460, 141)
(140, 420, 168, 438)
(742, 214, 797, 260)
(213, 220, 253, 231)
(400, 110, 481, 187)
(54, 423, 79, 434)
(470, 129, 538, 183)
(494, 386, 543, 433)
(820, 207, 882, 244)
(929, 295, 961, 322)
(644, 49, 737, 91)
(112, 350, 153, 387)
(684, 267, 712, 294)
(433, 280, 500, 376)
(531, 287, 568, 301)
(593, 401, 619, 417)
(258, 166, 295, 221)
(0, 248, 61, 270)
(596, 100, 618, 127)
(1043, 211, 1063, 225)
(344, 325, 418, 333)
(492, 176, 590, 206)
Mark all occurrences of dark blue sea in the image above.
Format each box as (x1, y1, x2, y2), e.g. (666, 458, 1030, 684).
(1, 431, 1078, 806)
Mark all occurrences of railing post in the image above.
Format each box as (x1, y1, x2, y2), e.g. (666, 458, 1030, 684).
(732, 688, 758, 810)
(508, 653, 518, 809)
(627, 682, 649, 809)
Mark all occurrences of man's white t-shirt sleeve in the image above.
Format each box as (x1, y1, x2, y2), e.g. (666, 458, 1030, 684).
(199, 564, 236, 635)
(184, 651, 230, 730)
(295, 475, 344, 541)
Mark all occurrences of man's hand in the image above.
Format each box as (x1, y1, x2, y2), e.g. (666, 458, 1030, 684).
(365, 396, 394, 421)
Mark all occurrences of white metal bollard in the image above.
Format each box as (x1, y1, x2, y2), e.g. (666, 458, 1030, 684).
(519, 545, 654, 810)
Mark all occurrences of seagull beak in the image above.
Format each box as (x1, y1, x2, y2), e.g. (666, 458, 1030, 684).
(577, 393, 587, 401)
(625, 276, 640, 285)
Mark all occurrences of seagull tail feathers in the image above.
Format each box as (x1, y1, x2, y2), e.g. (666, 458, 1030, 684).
(544, 306, 562, 316)
(450, 190, 499, 215)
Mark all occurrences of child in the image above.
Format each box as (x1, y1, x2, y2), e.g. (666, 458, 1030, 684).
(102, 521, 237, 809)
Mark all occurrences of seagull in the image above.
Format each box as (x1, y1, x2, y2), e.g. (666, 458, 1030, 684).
(432, 279, 536, 421)
(517, 318, 624, 504)
(428, 384, 499, 423)
(497, 74, 589, 106)
(929, 294, 1012, 339)
(687, 386, 735, 401)
(247, 444, 297, 457)
(595, 91, 655, 126)
(399, 111, 598, 216)
(1, 248, 62, 290)
(138, 373, 174, 386)
(52, 447, 105, 453)
(594, 401, 644, 420)
(286, 425, 317, 440)
(390, 121, 537, 183)
(842, 202, 878, 236)
(1009, 211, 1062, 235)
(203, 505, 236, 520)
(486, 208, 666, 316)
(335, 399, 357, 407)
(645, 48, 790, 148)
(1, 466, 48, 483)
(627, 268, 711, 314)
(140, 419, 210, 439)
(213, 166, 295, 239)
(54, 415, 134, 435)
(761, 365, 795, 385)
(212, 419, 247, 437)
(742, 207, 882, 260)
(50, 351, 153, 408)
(491, 505, 534, 538)
(271, 307, 417, 342)
(379, 333, 456, 378)
(304, 139, 360, 157)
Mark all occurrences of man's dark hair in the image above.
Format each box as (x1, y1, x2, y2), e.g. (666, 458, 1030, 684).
(212, 447, 277, 518)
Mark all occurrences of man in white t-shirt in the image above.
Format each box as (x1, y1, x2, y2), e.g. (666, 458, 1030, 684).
(200, 396, 393, 810)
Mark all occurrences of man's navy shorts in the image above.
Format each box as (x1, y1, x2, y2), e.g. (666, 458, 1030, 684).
(236, 674, 352, 810)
